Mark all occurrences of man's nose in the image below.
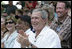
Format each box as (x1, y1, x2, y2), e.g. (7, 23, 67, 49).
(7, 23, 10, 25)
(56, 8, 60, 12)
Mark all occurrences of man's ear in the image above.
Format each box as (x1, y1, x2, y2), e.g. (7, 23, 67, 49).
(43, 18, 48, 24)
(66, 8, 68, 13)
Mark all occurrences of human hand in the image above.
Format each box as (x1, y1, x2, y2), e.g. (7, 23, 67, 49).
(18, 30, 24, 36)
(17, 33, 30, 48)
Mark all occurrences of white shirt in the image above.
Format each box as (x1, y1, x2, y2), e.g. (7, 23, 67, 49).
(1, 30, 21, 48)
(25, 26, 61, 48)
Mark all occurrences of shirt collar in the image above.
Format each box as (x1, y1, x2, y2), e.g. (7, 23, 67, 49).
(35, 25, 49, 38)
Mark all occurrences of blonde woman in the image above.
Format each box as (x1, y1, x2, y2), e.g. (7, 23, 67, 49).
(1, 17, 21, 48)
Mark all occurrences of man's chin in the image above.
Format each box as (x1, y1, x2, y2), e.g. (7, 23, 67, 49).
(33, 27, 37, 30)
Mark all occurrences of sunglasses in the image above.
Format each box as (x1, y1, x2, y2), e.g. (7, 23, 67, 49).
(5, 21, 14, 25)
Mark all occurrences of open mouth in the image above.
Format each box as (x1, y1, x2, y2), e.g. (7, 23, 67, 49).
(32, 24, 37, 26)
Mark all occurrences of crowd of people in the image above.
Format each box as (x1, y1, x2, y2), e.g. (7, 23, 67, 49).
(1, 1, 71, 48)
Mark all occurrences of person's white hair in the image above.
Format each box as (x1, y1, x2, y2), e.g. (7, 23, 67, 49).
(32, 8, 48, 19)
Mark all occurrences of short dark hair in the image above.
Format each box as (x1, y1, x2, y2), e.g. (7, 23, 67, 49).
(57, 1, 70, 9)
(20, 15, 31, 26)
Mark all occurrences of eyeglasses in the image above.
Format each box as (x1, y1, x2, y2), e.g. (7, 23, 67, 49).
(5, 21, 14, 25)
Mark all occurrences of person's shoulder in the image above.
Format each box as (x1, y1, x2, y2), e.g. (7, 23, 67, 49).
(46, 26, 60, 40)
(12, 5, 17, 8)
(4, 31, 9, 37)
(25, 28, 31, 33)
(46, 26, 58, 37)
(25, 28, 33, 35)
(46, 26, 55, 32)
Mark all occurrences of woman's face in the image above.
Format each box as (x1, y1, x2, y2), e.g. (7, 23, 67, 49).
(1, 17, 5, 28)
(6, 20, 15, 31)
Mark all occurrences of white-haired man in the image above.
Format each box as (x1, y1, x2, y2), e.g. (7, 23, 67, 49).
(23, 8, 61, 48)
(16, 8, 61, 48)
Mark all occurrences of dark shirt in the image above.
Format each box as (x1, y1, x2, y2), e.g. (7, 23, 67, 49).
(50, 15, 71, 48)
(2, 4, 17, 15)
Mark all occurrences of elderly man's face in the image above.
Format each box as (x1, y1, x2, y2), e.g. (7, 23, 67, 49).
(31, 12, 45, 31)
(56, 2, 66, 18)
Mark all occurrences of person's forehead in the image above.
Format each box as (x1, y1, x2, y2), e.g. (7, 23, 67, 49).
(32, 12, 42, 17)
(56, 2, 65, 7)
